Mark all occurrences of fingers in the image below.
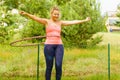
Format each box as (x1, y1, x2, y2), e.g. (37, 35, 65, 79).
(19, 11, 24, 14)
(86, 17, 91, 21)
(19, 11, 26, 15)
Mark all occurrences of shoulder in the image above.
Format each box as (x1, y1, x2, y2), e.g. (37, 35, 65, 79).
(60, 20, 69, 26)
(60, 20, 65, 24)
(40, 18, 49, 25)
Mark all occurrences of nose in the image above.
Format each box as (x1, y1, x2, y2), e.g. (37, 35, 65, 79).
(55, 14, 59, 17)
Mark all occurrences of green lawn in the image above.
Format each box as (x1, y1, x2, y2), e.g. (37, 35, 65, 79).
(0, 32, 120, 80)
(95, 32, 120, 45)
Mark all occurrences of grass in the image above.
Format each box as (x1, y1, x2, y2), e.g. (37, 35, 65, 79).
(0, 32, 120, 80)
(1, 74, 120, 80)
(95, 32, 120, 45)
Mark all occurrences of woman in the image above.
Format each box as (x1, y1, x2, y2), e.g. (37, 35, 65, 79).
(20, 6, 90, 80)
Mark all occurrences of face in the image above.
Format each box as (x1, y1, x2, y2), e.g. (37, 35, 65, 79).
(51, 10, 60, 21)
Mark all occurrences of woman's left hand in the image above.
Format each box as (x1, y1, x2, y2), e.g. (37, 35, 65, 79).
(85, 17, 91, 21)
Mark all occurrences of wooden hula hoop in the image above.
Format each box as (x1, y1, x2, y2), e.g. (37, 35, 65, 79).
(10, 36, 46, 47)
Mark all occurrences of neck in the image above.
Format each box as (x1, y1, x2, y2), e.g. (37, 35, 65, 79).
(51, 18, 59, 22)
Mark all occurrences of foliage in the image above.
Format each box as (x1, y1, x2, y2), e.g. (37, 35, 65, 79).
(116, 4, 120, 27)
(0, 0, 31, 43)
(115, 20, 120, 27)
(0, 5, 11, 44)
(60, 0, 105, 47)
(0, 0, 105, 47)
(0, 27, 8, 43)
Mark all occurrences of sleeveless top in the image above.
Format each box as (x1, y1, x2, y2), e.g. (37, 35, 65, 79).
(45, 22, 62, 44)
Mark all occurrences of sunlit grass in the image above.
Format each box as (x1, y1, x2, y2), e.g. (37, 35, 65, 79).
(0, 45, 120, 80)
(0, 32, 120, 80)
(96, 32, 120, 45)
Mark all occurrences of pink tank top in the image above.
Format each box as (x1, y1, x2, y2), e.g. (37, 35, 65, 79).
(45, 23, 62, 44)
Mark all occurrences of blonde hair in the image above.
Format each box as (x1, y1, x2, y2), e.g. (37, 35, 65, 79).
(50, 6, 60, 14)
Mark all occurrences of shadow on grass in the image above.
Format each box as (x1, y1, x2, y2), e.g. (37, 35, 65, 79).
(1, 73, 120, 80)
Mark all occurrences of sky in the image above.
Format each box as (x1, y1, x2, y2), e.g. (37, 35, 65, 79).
(98, 0, 120, 15)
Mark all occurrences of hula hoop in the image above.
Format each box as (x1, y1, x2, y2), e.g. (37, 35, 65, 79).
(10, 36, 46, 47)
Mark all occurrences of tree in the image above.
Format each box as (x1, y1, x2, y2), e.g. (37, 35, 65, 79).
(0, 2, 11, 44)
(60, 0, 104, 47)
(116, 4, 120, 27)
(0, 0, 27, 43)
(1, 0, 105, 48)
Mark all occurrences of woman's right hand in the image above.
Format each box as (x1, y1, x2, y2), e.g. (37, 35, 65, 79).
(19, 11, 27, 16)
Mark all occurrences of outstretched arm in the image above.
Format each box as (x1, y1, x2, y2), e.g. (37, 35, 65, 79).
(20, 11, 47, 25)
(61, 17, 91, 26)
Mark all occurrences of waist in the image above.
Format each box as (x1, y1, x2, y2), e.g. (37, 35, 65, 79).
(45, 36, 62, 44)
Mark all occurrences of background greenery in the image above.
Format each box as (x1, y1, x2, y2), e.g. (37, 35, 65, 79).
(116, 4, 120, 27)
(1, 0, 120, 80)
(0, 0, 106, 47)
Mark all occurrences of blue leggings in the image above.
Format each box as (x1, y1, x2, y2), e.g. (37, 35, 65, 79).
(44, 44, 64, 80)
